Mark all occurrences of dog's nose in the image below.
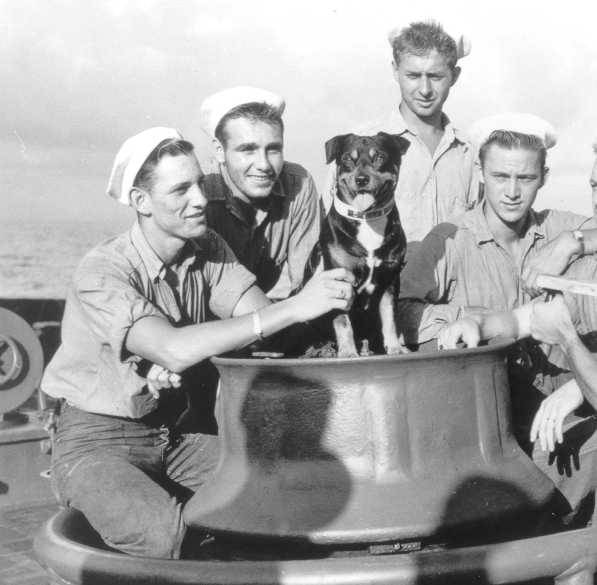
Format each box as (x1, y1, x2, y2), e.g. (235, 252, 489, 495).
(355, 175, 370, 188)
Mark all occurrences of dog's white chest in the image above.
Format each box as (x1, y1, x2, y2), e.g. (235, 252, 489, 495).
(356, 216, 387, 253)
(355, 216, 387, 295)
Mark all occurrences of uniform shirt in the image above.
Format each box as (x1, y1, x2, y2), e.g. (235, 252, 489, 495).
(203, 160, 320, 298)
(397, 204, 592, 345)
(322, 110, 478, 247)
(41, 223, 256, 419)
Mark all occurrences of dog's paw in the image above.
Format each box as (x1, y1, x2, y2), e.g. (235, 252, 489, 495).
(385, 344, 410, 355)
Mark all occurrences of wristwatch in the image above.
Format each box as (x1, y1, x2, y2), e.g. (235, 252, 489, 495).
(572, 230, 585, 256)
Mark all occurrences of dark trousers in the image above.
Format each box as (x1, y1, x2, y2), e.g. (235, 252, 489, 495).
(51, 402, 220, 558)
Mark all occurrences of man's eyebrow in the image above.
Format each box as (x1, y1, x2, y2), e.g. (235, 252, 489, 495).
(234, 142, 259, 151)
(266, 141, 283, 150)
(168, 180, 192, 192)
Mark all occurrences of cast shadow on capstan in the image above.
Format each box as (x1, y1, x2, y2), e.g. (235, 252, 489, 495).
(183, 369, 352, 562)
(414, 475, 560, 585)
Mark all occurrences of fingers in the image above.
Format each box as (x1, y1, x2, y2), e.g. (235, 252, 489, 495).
(146, 364, 181, 398)
(438, 321, 480, 350)
(324, 267, 356, 285)
(531, 397, 567, 453)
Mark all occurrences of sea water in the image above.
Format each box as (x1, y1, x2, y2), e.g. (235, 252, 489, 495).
(0, 220, 124, 298)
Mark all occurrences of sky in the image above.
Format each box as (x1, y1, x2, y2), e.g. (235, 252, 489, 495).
(1, 0, 597, 228)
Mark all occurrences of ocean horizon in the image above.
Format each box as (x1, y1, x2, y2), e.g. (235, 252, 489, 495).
(0, 220, 129, 299)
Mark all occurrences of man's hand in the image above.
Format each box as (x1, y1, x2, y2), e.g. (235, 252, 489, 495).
(530, 381, 583, 452)
(530, 294, 577, 346)
(437, 317, 481, 350)
(522, 232, 580, 297)
(293, 268, 355, 322)
(146, 364, 181, 399)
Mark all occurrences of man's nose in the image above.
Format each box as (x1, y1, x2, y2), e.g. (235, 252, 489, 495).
(419, 76, 432, 96)
(189, 183, 207, 207)
(505, 178, 521, 199)
(255, 149, 273, 171)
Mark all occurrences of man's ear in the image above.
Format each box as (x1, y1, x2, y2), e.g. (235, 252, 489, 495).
(476, 160, 484, 184)
(540, 166, 549, 188)
(214, 138, 226, 164)
(391, 60, 400, 83)
(450, 65, 462, 86)
(130, 187, 152, 216)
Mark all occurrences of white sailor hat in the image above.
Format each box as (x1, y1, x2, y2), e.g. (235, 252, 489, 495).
(106, 127, 183, 206)
(387, 21, 471, 60)
(199, 86, 286, 138)
(469, 113, 558, 150)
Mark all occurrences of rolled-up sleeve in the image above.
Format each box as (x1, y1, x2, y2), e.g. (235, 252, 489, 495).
(74, 264, 167, 362)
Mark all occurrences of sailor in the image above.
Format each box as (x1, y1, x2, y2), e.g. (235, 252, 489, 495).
(41, 127, 354, 558)
(200, 86, 320, 299)
(322, 20, 477, 256)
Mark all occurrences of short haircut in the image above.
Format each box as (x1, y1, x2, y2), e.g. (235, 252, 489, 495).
(133, 138, 195, 191)
(479, 131, 547, 175)
(214, 102, 284, 145)
(391, 21, 458, 70)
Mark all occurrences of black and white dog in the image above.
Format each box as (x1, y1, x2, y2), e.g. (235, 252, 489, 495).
(314, 132, 409, 357)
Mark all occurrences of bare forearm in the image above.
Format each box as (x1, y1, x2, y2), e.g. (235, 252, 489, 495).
(129, 297, 301, 373)
(475, 305, 532, 341)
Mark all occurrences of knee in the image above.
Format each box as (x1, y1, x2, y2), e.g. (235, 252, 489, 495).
(103, 506, 186, 559)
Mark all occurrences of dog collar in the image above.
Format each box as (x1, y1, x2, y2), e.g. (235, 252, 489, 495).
(332, 196, 395, 221)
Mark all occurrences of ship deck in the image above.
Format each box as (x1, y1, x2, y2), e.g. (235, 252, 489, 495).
(0, 501, 60, 585)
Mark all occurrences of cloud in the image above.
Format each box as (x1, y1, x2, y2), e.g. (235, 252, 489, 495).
(1, 0, 596, 221)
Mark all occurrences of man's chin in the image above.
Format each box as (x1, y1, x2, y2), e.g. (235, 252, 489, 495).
(246, 188, 274, 200)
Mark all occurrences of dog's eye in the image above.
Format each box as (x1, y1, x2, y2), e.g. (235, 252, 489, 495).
(340, 154, 356, 169)
(373, 153, 386, 165)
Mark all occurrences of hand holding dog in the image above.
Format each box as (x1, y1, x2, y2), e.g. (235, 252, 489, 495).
(293, 268, 355, 322)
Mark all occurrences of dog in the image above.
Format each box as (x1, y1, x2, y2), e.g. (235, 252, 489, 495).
(313, 132, 409, 357)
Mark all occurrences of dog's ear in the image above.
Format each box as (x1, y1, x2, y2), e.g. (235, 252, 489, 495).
(325, 134, 350, 164)
(376, 132, 410, 160)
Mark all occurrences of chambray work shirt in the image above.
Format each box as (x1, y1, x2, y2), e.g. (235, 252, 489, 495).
(397, 204, 592, 345)
(41, 223, 256, 419)
(322, 110, 478, 246)
(203, 160, 320, 298)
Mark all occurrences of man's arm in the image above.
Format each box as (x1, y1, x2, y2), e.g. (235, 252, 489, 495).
(126, 268, 355, 373)
(522, 214, 597, 296)
(531, 295, 597, 411)
(437, 303, 534, 349)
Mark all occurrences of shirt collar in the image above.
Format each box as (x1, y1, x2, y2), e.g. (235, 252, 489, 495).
(130, 222, 202, 283)
(464, 204, 546, 246)
(389, 108, 467, 146)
